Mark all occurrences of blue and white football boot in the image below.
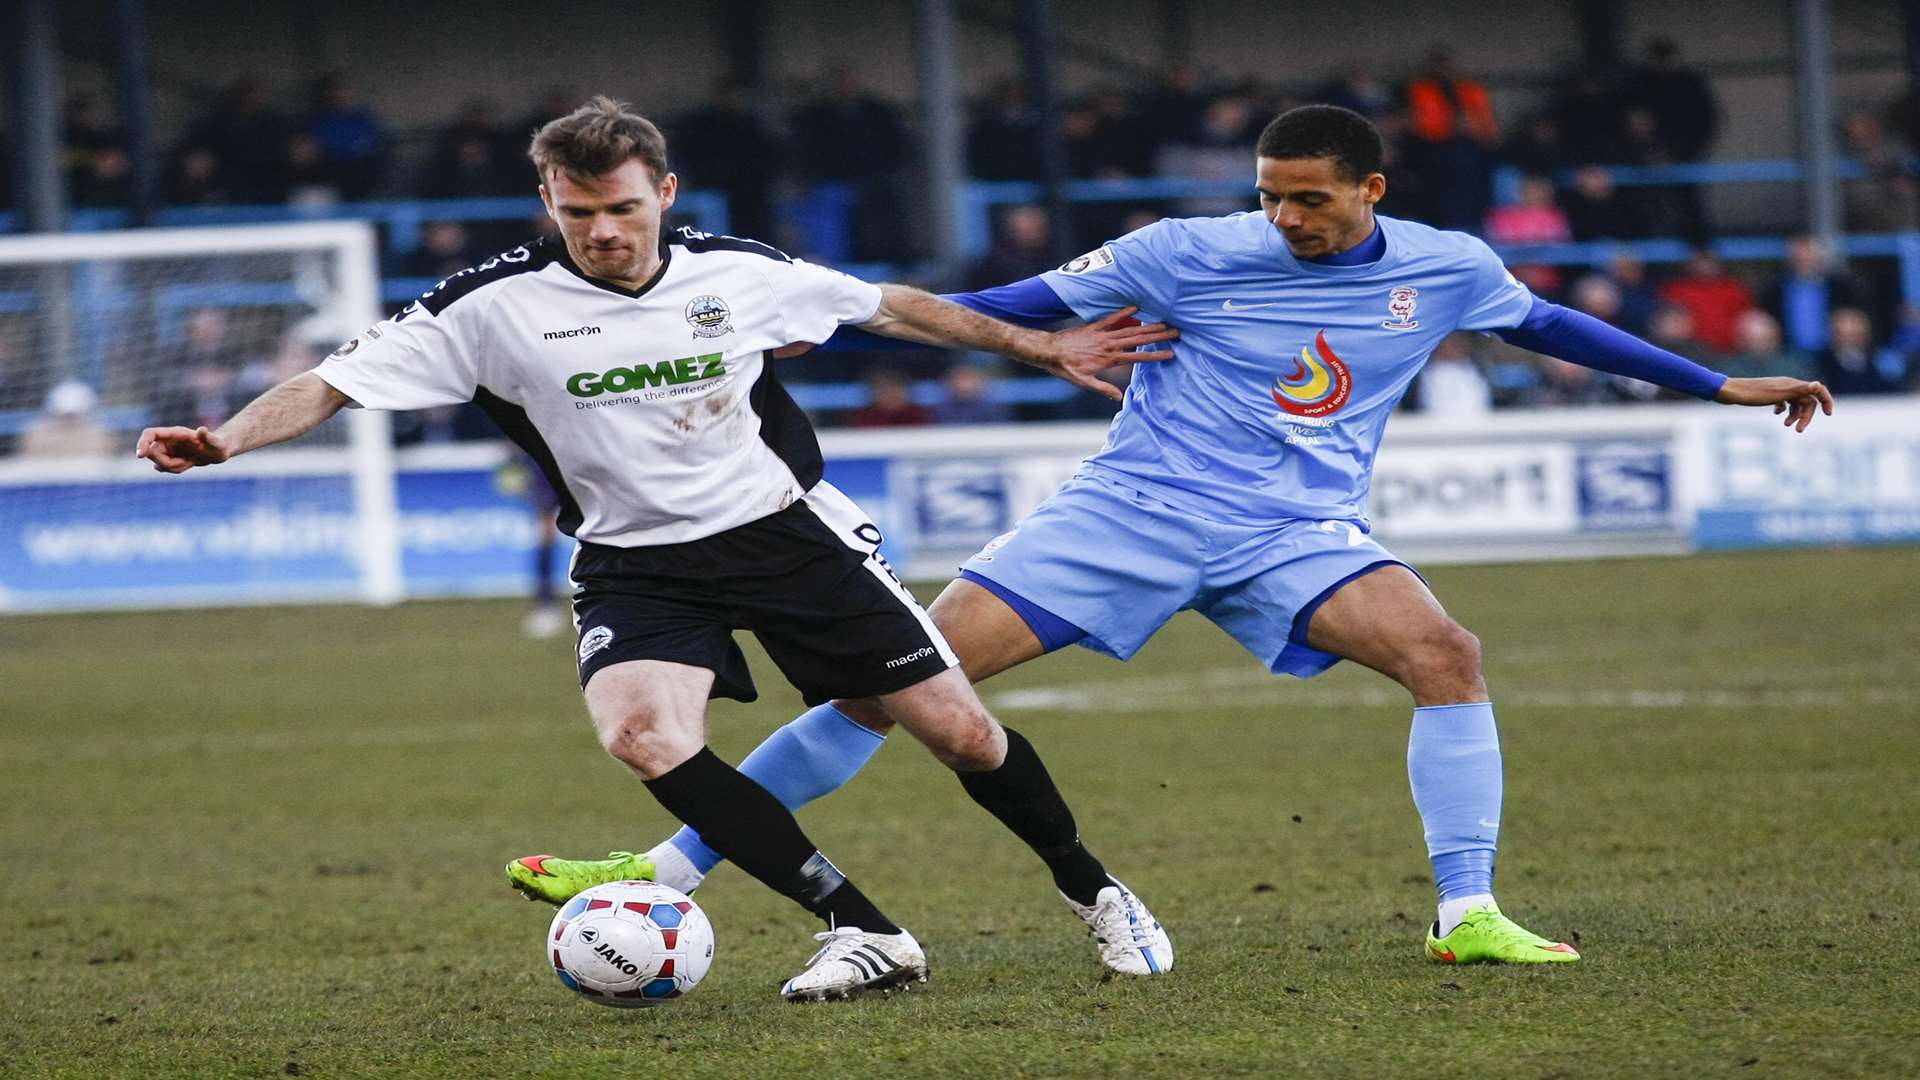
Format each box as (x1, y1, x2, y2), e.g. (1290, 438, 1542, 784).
(1063, 879, 1173, 975)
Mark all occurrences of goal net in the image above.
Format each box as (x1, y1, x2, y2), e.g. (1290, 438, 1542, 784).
(0, 221, 401, 612)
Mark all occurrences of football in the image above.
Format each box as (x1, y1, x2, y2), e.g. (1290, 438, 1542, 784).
(547, 881, 715, 1007)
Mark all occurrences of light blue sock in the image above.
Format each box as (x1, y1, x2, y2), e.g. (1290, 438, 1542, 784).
(1407, 702, 1501, 906)
(666, 703, 886, 874)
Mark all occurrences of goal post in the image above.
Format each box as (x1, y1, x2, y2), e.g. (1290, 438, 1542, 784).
(0, 220, 402, 611)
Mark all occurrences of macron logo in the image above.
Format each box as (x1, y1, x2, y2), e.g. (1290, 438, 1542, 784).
(885, 646, 936, 669)
(543, 325, 602, 340)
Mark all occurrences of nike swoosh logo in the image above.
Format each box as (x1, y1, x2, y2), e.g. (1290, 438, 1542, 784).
(1221, 299, 1281, 311)
(1478, 819, 1500, 829)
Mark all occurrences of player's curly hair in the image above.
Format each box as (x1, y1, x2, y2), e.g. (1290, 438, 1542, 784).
(528, 96, 670, 185)
(1255, 104, 1383, 182)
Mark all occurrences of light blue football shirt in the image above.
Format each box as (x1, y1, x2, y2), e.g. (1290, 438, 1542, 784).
(1041, 212, 1535, 527)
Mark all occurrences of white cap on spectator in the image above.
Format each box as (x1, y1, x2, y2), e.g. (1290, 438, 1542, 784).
(46, 380, 100, 417)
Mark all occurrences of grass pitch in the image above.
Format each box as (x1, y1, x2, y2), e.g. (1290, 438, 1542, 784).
(3, 546, 1917, 1079)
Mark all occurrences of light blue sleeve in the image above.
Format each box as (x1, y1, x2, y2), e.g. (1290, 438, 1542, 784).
(1039, 219, 1184, 322)
(1455, 237, 1538, 332)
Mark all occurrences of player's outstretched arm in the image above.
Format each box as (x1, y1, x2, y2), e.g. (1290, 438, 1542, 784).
(1713, 376, 1834, 433)
(861, 284, 1176, 401)
(135, 371, 351, 473)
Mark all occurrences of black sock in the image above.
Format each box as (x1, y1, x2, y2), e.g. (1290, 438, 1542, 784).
(955, 726, 1112, 905)
(644, 748, 899, 933)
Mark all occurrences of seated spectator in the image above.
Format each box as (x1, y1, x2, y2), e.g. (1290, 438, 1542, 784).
(70, 146, 133, 208)
(931, 364, 1012, 425)
(282, 132, 338, 205)
(967, 205, 1056, 292)
(153, 308, 253, 429)
(1613, 108, 1697, 239)
(790, 69, 911, 262)
(428, 98, 521, 198)
(1569, 273, 1625, 325)
(1562, 165, 1636, 241)
(1768, 234, 1869, 355)
(1605, 252, 1661, 335)
(181, 77, 289, 203)
(1840, 111, 1919, 232)
(1402, 46, 1500, 231)
(967, 78, 1042, 181)
(1414, 334, 1492, 415)
(19, 381, 117, 458)
(1817, 307, 1907, 395)
(1500, 114, 1569, 177)
(1483, 174, 1570, 294)
(1529, 358, 1617, 407)
(404, 221, 483, 279)
(1658, 248, 1755, 354)
(1633, 305, 1702, 399)
(846, 370, 932, 428)
(303, 73, 388, 199)
(1721, 310, 1816, 382)
(673, 78, 785, 240)
(64, 93, 128, 207)
(1548, 70, 1621, 165)
(1155, 90, 1260, 216)
(167, 147, 233, 205)
(1316, 64, 1396, 122)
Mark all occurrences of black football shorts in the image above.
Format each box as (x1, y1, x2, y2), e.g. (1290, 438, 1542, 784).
(570, 482, 958, 705)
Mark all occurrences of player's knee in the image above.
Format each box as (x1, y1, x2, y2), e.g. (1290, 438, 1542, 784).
(832, 697, 895, 735)
(927, 708, 1006, 772)
(595, 716, 694, 779)
(1401, 621, 1483, 696)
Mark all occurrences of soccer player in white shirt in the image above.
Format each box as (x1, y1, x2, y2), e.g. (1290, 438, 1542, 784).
(136, 97, 1177, 999)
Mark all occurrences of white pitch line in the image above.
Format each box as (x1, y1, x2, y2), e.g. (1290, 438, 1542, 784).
(986, 671, 1906, 714)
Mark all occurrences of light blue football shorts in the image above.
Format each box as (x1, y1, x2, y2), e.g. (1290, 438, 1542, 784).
(960, 469, 1412, 678)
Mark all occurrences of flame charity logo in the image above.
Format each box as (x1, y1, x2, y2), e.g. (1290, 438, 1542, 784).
(1270, 330, 1354, 417)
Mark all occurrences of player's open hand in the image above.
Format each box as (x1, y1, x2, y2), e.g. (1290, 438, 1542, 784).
(1041, 307, 1178, 401)
(135, 425, 233, 473)
(1713, 377, 1834, 433)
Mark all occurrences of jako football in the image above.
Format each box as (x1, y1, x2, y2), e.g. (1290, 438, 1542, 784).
(547, 881, 714, 1007)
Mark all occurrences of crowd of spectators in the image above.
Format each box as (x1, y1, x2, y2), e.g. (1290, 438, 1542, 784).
(6, 41, 1919, 452)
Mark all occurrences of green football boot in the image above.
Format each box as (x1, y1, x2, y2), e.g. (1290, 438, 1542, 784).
(1425, 903, 1580, 964)
(505, 851, 655, 905)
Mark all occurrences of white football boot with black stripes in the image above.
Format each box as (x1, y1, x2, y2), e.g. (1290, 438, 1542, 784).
(1063, 879, 1174, 975)
(780, 926, 928, 1001)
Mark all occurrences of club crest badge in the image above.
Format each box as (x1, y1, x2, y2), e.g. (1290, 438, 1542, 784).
(1382, 285, 1419, 331)
(686, 295, 733, 338)
(578, 625, 614, 664)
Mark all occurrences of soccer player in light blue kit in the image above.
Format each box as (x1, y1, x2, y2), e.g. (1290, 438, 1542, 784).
(512, 106, 1833, 966)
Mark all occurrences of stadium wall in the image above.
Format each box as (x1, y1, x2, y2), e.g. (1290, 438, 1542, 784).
(3, 399, 1915, 613)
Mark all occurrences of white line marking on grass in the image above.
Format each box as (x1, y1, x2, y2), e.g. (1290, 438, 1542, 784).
(987, 669, 1904, 714)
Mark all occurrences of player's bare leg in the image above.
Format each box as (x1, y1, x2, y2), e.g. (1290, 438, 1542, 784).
(833, 575, 1050, 735)
(873, 665, 1171, 975)
(548, 659, 926, 998)
(605, 578, 1059, 896)
(1305, 566, 1578, 964)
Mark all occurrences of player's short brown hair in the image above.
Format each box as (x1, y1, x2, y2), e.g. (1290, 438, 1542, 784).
(528, 96, 670, 185)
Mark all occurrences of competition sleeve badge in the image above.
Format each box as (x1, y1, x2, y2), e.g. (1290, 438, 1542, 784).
(685, 295, 733, 338)
(1057, 245, 1116, 276)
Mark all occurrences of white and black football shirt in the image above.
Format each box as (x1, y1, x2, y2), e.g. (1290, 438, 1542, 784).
(313, 228, 881, 547)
